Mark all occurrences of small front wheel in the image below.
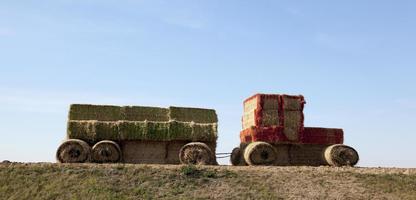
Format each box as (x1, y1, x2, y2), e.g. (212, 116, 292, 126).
(244, 142, 276, 166)
(179, 142, 213, 165)
(56, 139, 91, 163)
(230, 147, 241, 166)
(92, 140, 122, 163)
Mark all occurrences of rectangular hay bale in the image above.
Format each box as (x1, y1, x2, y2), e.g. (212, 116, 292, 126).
(169, 107, 217, 123)
(261, 110, 279, 127)
(283, 111, 304, 141)
(69, 104, 122, 121)
(123, 106, 169, 122)
(168, 121, 193, 141)
(282, 95, 304, 111)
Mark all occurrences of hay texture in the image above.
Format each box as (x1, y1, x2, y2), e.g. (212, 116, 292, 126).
(243, 141, 277, 166)
(56, 139, 91, 163)
(242, 97, 258, 130)
(324, 144, 359, 166)
(283, 111, 303, 141)
(91, 140, 122, 163)
(67, 104, 217, 143)
(179, 142, 213, 165)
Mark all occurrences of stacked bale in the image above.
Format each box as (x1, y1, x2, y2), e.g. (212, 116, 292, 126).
(67, 104, 218, 144)
(261, 96, 280, 127)
(242, 96, 258, 130)
(282, 95, 305, 141)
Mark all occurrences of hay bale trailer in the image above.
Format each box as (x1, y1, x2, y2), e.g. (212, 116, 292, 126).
(231, 94, 359, 167)
(56, 104, 218, 165)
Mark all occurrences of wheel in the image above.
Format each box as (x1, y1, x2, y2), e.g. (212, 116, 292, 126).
(179, 142, 213, 165)
(230, 147, 241, 166)
(56, 139, 91, 163)
(324, 144, 359, 167)
(244, 142, 277, 166)
(92, 140, 122, 163)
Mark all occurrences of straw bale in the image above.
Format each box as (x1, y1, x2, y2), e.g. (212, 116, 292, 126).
(67, 121, 119, 143)
(69, 104, 121, 121)
(169, 106, 217, 123)
(282, 96, 303, 111)
(262, 98, 279, 110)
(244, 97, 258, 113)
(165, 141, 188, 164)
(243, 141, 276, 166)
(179, 142, 213, 165)
(242, 112, 256, 130)
(123, 106, 169, 121)
(91, 140, 121, 163)
(283, 111, 303, 141)
(169, 121, 193, 141)
(121, 141, 167, 164)
(261, 110, 279, 126)
(324, 144, 359, 166)
(56, 139, 91, 163)
(230, 147, 241, 166)
(192, 123, 217, 142)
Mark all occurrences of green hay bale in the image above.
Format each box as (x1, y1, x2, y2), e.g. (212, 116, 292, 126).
(94, 122, 119, 141)
(67, 121, 119, 143)
(67, 121, 96, 143)
(169, 107, 217, 123)
(123, 106, 169, 122)
(118, 121, 147, 140)
(69, 104, 122, 121)
(192, 123, 217, 142)
(282, 96, 303, 111)
(146, 121, 170, 141)
(169, 121, 193, 141)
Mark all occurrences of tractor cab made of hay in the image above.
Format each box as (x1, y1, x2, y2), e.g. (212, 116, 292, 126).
(230, 94, 359, 166)
(56, 105, 218, 165)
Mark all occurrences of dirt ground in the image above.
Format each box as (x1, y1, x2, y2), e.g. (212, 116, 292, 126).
(0, 162, 415, 199)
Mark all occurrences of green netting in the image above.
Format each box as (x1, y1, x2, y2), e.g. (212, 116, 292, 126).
(169, 106, 217, 123)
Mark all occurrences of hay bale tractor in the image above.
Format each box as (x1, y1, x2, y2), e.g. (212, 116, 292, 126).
(56, 104, 218, 165)
(231, 94, 359, 167)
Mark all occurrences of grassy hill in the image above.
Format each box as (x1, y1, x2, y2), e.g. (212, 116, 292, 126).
(1, 163, 415, 199)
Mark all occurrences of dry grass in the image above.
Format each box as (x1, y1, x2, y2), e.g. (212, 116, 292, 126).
(0, 163, 415, 200)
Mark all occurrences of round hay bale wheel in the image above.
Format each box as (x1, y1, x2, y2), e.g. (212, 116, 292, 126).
(92, 140, 122, 163)
(179, 142, 213, 165)
(230, 147, 241, 166)
(56, 139, 91, 163)
(324, 144, 359, 167)
(243, 142, 277, 166)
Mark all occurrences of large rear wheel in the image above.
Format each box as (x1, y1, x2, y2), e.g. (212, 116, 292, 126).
(324, 144, 359, 166)
(244, 142, 277, 166)
(92, 140, 122, 163)
(179, 142, 213, 165)
(56, 139, 91, 163)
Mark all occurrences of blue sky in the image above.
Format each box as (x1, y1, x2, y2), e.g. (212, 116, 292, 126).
(0, 1, 415, 167)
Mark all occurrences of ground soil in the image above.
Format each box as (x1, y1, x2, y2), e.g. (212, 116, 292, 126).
(0, 163, 415, 199)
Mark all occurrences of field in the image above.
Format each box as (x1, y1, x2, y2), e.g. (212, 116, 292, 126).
(1, 163, 415, 199)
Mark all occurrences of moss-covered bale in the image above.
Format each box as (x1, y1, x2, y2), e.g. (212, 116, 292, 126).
(66, 104, 218, 143)
(192, 123, 218, 142)
(123, 106, 169, 122)
(168, 121, 193, 141)
(169, 107, 217, 123)
(69, 104, 122, 121)
(67, 121, 119, 144)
